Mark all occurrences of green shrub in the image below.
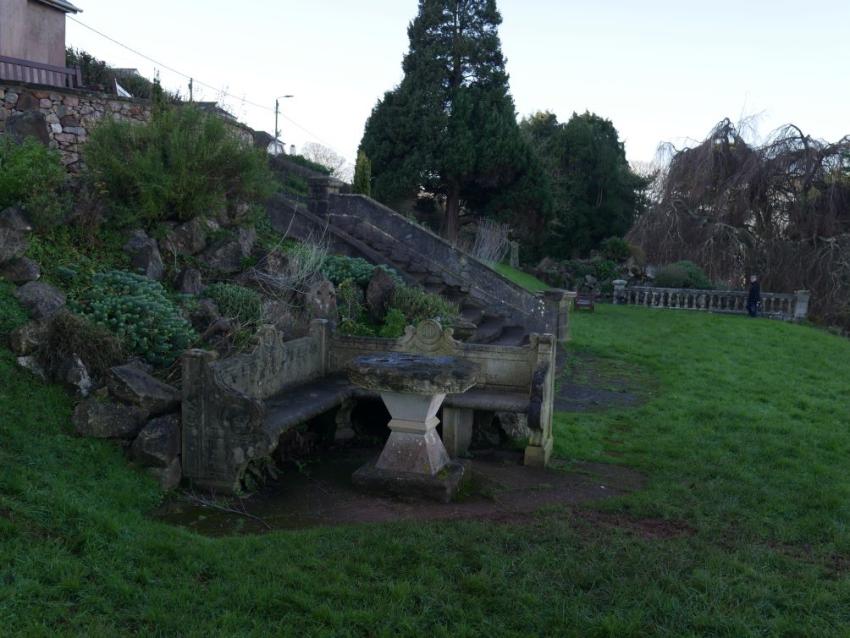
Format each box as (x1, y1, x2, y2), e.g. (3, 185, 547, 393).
(71, 270, 196, 367)
(84, 105, 274, 228)
(378, 308, 407, 338)
(592, 259, 619, 282)
(204, 283, 262, 327)
(284, 154, 332, 176)
(0, 282, 28, 340)
(336, 278, 364, 324)
(39, 311, 125, 378)
(655, 261, 713, 290)
(600, 237, 632, 262)
(321, 255, 401, 287)
(388, 286, 458, 325)
(27, 225, 129, 288)
(0, 137, 67, 230)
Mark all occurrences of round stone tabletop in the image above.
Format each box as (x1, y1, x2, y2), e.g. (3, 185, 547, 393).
(347, 353, 480, 395)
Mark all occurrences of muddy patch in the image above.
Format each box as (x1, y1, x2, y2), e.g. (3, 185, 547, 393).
(572, 509, 695, 540)
(155, 449, 646, 536)
(555, 349, 655, 412)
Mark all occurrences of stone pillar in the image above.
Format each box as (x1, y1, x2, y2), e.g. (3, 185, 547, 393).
(442, 407, 473, 458)
(376, 392, 450, 475)
(541, 289, 572, 342)
(612, 279, 627, 305)
(181, 349, 219, 485)
(794, 290, 810, 322)
(309, 318, 331, 375)
(509, 241, 519, 268)
(307, 176, 344, 217)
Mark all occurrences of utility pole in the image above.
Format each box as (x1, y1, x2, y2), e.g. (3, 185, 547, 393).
(274, 94, 294, 152)
(188, 78, 193, 102)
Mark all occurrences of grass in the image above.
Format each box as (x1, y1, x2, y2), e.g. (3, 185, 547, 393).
(488, 262, 550, 293)
(1, 290, 850, 635)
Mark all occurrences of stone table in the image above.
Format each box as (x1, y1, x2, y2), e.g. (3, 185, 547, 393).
(347, 352, 480, 501)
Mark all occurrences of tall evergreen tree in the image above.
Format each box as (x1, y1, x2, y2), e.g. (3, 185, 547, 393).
(521, 111, 649, 257)
(352, 150, 372, 196)
(359, 0, 537, 242)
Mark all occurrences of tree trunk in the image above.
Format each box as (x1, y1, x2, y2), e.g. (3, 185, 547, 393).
(445, 182, 461, 243)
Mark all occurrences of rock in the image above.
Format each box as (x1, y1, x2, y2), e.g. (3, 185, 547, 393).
(258, 249, 288, 276)
(200, 227, 256, 274)
(14, 281, 66, 320)
(132, 414, 181, 468)
(0, 257, 40, 283)
(107, 364, 180, 417)
(4, 111, 49, 146)
(261, 300, 294, 332)
(56, 354, 93, 397)
(123, 230, 164, 280)
(16, 355, 46, 380)
(366, 268, 397, 322)
(72, 398, 148, 439)
(0, 207, 33, 233)
(8, 321, 45, 355)
(175, 267, 203, 295)
(146, 457, 182, 491)
(159, 217, 209, 257)
(305, 279, 337, 323)
(0, 207, 31, 264)
(496, 412, 532, 444)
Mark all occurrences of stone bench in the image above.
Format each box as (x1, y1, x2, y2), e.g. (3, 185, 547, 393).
(182, 319, 556, 493)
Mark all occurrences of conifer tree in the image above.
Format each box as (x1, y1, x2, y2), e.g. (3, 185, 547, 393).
(359, 0, 537, 242)
(352, 150, 372, 196)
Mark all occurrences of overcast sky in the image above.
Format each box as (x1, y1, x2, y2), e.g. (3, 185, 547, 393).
(67, 0, 850, 167)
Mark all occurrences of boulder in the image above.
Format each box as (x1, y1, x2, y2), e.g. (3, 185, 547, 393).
(159, 217, 210, 257)
(0, 207, 31, 265)
(200, 227, 256, 274)
(261, 300, 294, 333)
(366, 268, 397, 322)
(175, 267, 203, 295)
(54, 355, 93, 397)
(305, 279, 337, 323)
(8, 321, 45, 356)
(124, 230, 164, 280)
(496, 412, 532, 444)
(132, 414, 181, 468)
(14, 281, 66, 320)
(0, 207, 33, 233)
(72, 398, 148, 439)
(16, 355, 46, 380)
(107, 364, 180, 417)
(146, 457, 182, 491)
(4, 111, 49, 146)
(0, 257, 40, 283)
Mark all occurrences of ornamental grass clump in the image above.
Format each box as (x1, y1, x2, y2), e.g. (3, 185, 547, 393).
(204, 283, 262, 327)
(71, 270, 196, 367)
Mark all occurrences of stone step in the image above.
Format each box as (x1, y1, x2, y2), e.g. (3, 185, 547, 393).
(460, 306, 485, 325)
(470, 317, 506, 344)
(489, 326, 528, 347)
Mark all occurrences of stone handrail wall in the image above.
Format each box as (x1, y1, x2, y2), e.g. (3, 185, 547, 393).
(308, 177, 568, 338)
(613, 282, 810, 322)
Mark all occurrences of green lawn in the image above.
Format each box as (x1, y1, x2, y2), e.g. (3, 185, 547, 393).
(488, 262, 550, 293)
(2, 294, 850, 636)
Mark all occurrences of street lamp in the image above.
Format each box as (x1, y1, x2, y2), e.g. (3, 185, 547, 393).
(274, 94, 294, 151)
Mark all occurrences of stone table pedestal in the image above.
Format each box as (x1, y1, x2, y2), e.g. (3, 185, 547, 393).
(347, 353, 480, 502)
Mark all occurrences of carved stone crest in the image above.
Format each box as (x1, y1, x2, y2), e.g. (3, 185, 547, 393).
(396, 319, 461, 355)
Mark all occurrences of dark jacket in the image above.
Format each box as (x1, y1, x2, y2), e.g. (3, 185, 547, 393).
(748, 281, 761, 304)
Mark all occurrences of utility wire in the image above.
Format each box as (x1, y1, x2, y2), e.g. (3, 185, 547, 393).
(67, 15, 338, 148)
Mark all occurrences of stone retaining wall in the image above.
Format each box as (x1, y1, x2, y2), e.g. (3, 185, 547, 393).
(0, 81, 152, 170)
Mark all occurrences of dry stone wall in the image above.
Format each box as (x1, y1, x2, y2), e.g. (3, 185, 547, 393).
(0, 81, 152, 170)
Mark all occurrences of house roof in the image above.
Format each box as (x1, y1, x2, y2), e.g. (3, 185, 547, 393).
(34, 0, 82, 13)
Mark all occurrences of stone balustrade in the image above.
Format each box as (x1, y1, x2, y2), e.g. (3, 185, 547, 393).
(612, 281, 810, 322)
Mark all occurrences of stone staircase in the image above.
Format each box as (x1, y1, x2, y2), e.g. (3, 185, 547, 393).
(266, 177, 569, 346)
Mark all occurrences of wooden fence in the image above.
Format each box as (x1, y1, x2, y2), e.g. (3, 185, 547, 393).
(0, 55, 81, 89)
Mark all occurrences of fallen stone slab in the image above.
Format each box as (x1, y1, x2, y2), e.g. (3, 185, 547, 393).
(108, 364, 180, 417)
(132, 414, 181, 468)
(73, 398, 148, 439)
(0, 257, 41, 283)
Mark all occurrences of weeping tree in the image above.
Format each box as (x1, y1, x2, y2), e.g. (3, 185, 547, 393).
(629, 119, 850, 328)
(358, 0, 543, 242)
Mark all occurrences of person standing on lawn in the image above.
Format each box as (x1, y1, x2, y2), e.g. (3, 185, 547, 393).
(747, 275, 761, 317)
